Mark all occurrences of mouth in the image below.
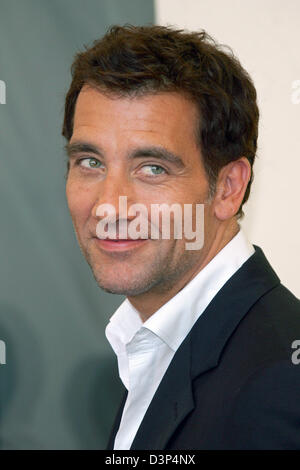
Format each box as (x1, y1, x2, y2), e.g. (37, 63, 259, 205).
(93, 237, 149, 252)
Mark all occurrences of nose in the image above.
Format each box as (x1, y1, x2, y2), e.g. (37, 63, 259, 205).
(91, 170, 136, 223)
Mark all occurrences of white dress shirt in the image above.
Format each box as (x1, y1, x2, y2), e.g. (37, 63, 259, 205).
(105, 227, 255, 450)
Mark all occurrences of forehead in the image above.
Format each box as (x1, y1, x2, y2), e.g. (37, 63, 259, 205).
(72, 85, 199, 150)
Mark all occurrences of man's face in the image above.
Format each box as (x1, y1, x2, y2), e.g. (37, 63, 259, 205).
(66, 85, 217, 297)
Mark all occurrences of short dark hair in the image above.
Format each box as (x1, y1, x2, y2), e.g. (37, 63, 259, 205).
(62, 24, 259, 219)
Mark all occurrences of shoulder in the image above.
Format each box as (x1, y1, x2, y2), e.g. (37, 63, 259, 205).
(222, 357, 300, 449)
(256, 282, 300, 315)
(231, 282, 300, 354)
(219, 283, 300, 448)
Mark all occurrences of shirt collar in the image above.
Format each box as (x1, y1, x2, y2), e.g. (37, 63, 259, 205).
(105, 298, 143, 356)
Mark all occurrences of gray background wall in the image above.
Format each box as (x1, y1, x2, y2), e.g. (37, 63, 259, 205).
(0, 0, 154, 449)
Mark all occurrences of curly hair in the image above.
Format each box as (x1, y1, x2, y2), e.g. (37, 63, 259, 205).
(62, 24, 259, 219)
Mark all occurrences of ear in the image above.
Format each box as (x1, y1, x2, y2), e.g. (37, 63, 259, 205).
(213, 157, 252, 221)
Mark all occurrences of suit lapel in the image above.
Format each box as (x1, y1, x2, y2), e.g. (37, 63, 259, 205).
(190, 244, 280, 379)
(130, 245, 280, 449)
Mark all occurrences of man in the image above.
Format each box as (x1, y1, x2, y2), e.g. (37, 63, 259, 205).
(62, 24, 300, 449)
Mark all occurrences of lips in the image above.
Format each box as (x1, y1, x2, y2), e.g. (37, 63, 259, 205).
(97, 237, 147, 242)
(101, 238, 142, 241)
(94, 237, 149, 252)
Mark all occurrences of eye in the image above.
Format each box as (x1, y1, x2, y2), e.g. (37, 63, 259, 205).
(79, 157, 103, 169)
(140, 164, 166, 176)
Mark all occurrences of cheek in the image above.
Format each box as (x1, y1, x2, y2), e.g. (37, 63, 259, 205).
(66, 179, 93, 223)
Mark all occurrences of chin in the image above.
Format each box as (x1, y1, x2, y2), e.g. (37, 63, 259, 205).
(92, 272, 158, 297)
(96, 282, 149, 296)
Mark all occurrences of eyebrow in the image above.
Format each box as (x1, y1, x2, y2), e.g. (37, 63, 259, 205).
(64, 141, 185, 169)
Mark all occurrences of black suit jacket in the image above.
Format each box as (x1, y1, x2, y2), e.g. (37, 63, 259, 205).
(107, 245, 300, 450)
